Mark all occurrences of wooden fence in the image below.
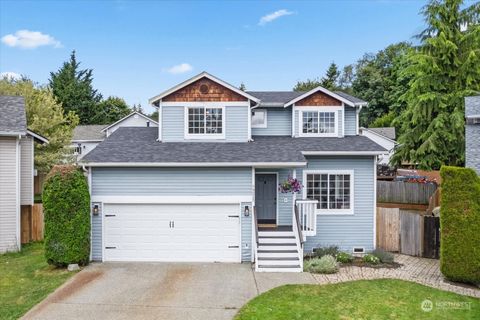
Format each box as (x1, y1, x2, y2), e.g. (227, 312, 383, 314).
(377, 181, 437, 205)
(376, 207, 440, 258)
(34, 172, 47, 195)
(21, 204, 44, 243)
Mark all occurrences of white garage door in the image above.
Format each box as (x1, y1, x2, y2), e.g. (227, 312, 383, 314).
(103, 203, 241, 262)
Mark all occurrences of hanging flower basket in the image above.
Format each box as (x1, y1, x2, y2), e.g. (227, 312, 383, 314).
(279, 176, 303, 193)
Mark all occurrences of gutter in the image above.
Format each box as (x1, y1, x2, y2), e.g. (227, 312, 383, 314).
(79, 161, 308, 168)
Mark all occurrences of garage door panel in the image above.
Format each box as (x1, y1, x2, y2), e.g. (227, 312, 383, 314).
(103, 204, 241, 262)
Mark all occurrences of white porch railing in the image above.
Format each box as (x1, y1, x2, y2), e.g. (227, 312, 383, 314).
(296, 200, 318, 239)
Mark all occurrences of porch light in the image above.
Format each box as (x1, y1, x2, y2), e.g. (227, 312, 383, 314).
(93, 204, 99, 216)
(244, 206, 250, 217)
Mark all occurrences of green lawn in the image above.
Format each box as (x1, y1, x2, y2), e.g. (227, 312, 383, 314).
(235, 279, 480, 320)
(0, 242, 74, 320)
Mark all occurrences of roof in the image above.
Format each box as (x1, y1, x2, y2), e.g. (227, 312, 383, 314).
(247, 91, 305, 107)
(149, 72, 260, 106)
(101, 111, 158, 133)
(465, 95, 480, 117)
(364, 127, 396, 140)
(81, 127, 387, 165)
(72, 125, 107, 141)
(0, 96, 27, 135)
(334, 91, 367, 105)
(283, 86, 364, 108)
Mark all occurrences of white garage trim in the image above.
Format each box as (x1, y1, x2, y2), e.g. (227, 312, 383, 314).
(92, 195, 253, 204)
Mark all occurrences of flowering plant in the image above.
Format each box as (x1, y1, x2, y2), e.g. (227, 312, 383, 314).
(278, 176, 303, 193)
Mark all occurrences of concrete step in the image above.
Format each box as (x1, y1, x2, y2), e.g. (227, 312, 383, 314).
(257, 251, 299, 258)
(257, 259, 300, 266)
(256, 265, 303, 272)
(257, 243, 297, 251)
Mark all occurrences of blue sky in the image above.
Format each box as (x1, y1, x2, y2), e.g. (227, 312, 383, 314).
(0, 0, 427, 113)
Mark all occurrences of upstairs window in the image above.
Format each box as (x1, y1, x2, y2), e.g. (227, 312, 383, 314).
(252, 109, 267, 128)
(301, 111, 336, 136)
(186, 107, 224, 138)
(305, 171, 353, 213)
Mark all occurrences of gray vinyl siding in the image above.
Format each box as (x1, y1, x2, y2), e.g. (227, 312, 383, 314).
(161, 105, 249, 142)
(92, 167, 252, 196)
(344, 107, 357, 135)
(241, 202, 253, 262)
(299, 156, 375, 253)
(294, 109, 344, 138)
(255, 168, 294, 226)
(0, 137, 18, 253)
(91, 202, 102, 261)
(466, 124, 480, 174)
(252, 107, 292, 136)
(20, 136, 33, 205)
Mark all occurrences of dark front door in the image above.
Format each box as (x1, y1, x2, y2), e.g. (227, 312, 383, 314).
(255, 174, 277, 224)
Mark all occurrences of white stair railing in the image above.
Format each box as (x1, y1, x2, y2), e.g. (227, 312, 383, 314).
(296, 200, 318, 238)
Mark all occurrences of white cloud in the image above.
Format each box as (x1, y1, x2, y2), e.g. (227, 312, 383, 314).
(1, 30, 62, 49)
(258, 9, 294, 26)
(165, 63, 193, 75)
(0, 72, 21, 80)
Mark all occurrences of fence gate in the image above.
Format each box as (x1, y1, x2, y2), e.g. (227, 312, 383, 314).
(376, 208, 400, 252)
(423, 216, 440, 259)
(399, 210, 423, 256)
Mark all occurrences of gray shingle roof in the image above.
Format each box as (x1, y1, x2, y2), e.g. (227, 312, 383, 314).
(247, 90, 366, 107)
(0, 96, 27, 134)
(367, 127, 396, 140)
(82, 127, 386, 164)
(72, 125, 107, 141)
(466, 96, 480, 117)
(334, 91, 367, 105)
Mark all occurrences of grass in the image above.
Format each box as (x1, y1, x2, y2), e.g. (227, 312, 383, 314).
(235, 279, 480, 320)
(0, 242, 75, 320)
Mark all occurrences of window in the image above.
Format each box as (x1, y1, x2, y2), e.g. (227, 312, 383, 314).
(305, 171, 353, 212)
(301, 111, 336, 136)
(73, 144, 82, 155)
(252, 109, 267, 128)
(187, 107, 223, 136)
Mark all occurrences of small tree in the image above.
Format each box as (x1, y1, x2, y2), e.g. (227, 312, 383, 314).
(440, 166, 480, 284)
(90, 96, 132, 125)
(43, 165, 90, 266)
(320, 62, 340, 90)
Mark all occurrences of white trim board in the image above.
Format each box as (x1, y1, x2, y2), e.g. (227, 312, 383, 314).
(302, 151, 387, 156)
(82, 162, 308, 167)
(148, 72, 260, 105)
(284, 86, 356, 107)
(101, 111, 158, 133)
(91, 195, 253, 204)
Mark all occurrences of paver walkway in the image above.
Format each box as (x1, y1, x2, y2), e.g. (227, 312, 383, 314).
(310, 254, 480, 298)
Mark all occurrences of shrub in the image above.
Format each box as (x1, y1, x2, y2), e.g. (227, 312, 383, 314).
(312, 245, 339, 258)
(336, 252, 354, 263)
(304, 255, 338, 274)
(371, 249, 394, 264)
(363, 254, 380, 265)
(43, 165, 90, 267)
(440, 166, 480, 284)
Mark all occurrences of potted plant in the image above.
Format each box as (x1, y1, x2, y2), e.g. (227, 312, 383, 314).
(279, 176, 303, 193)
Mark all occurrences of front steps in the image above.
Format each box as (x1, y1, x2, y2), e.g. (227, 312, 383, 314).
(256, 229, 303, 272)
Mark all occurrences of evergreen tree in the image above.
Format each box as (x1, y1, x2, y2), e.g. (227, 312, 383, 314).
(49, 51, 102, 124)
(320, 62, 340, 90)
(239, 82, 246, 91)
(338, 64, 355, 93)
(293, 78, 321, 92)
(392, 0, 480, 169)
(90, 96, 132, 124)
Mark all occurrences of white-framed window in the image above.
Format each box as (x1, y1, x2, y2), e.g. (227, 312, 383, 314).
(251, 109, 267, 128)
(185, 106, 225, 139)
(301, 111, 336, 136)
(73, 144, 82, 155)
(303, 170, 354, 214)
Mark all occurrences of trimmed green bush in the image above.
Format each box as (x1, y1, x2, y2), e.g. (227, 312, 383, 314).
(43, 165, 90, 267)
(440, 166, 480, 284)
(336, 252, 354, 263)
(304, 255, 338, 274)
(371, 249, 394, 264)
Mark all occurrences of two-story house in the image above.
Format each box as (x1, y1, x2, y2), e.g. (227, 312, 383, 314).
(81, 72, 386, 272)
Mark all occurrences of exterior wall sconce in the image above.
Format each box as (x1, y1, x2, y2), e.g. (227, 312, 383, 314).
(244, 205, 250, 217)
(93, 204, 99, 216)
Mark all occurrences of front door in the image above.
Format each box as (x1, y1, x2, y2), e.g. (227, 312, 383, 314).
(255, 174, 277, 224)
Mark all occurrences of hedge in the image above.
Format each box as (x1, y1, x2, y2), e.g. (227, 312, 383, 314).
(439, 166, 480, 284)
(43, 165, 90, 266)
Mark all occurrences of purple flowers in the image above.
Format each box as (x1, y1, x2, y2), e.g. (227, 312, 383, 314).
(279, 176, 303, 193)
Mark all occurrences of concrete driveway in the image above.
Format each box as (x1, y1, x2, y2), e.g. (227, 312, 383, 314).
(23, 262, 316, 320)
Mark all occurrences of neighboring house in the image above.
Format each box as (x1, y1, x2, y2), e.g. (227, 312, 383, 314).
(360, 127, 397, 165)
(71, 111, 157, 160)
(466, 95, 480, 174)
(0, 96, 48, 253)
(80, 72, 386, 272)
